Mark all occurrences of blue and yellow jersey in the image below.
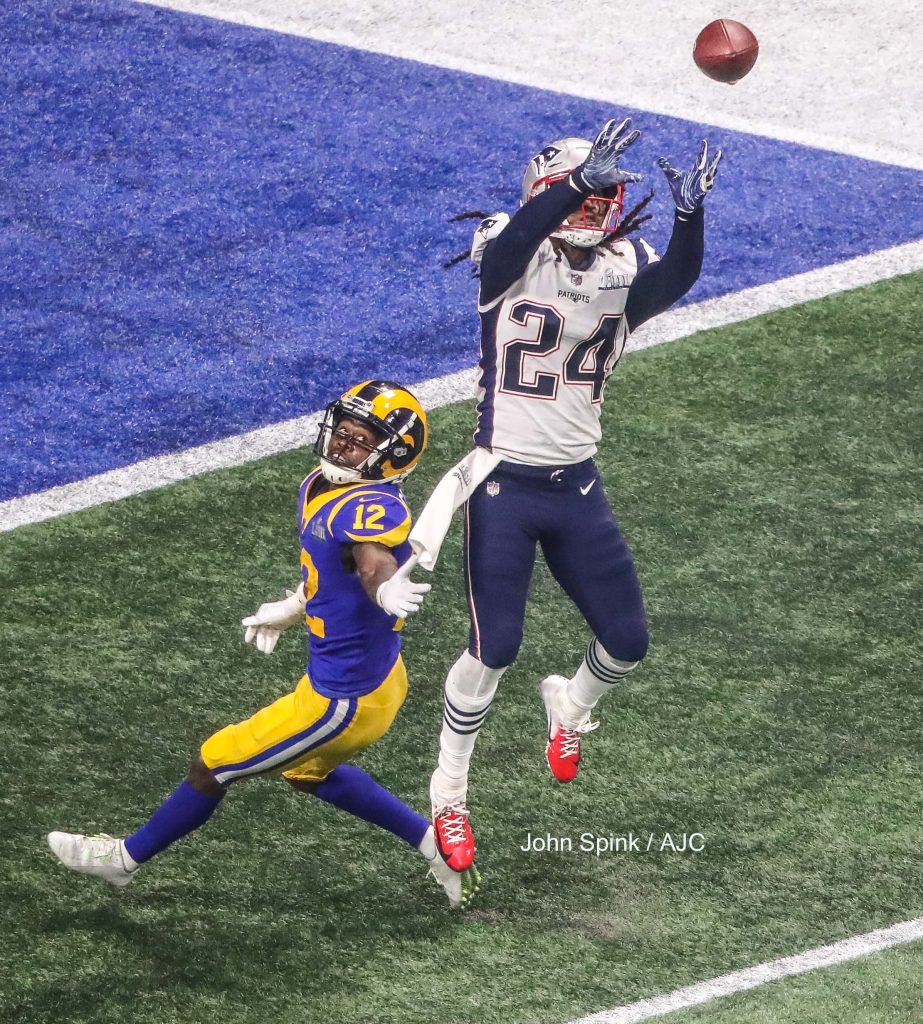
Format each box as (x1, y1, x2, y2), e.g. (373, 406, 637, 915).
(297, 468, 413, 699)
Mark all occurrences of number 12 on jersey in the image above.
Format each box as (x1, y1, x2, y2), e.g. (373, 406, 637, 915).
(352, 503, 386, 531)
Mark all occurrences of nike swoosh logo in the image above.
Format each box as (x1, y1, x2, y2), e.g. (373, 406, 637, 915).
(579, 480, 596, 495)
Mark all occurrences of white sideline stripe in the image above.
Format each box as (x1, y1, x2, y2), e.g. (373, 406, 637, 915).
(0, 367, 474, 535)
(132, 1, 923, 173)
(299, 38, 923, 174)
(565, 916, 923, 1023)
(624, 237, 923, 353)
(3, 238, 923, 535)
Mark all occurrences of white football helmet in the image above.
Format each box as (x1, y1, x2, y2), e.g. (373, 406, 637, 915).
(521, 137, 626, 248)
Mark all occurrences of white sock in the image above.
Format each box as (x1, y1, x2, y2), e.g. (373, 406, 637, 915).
(119, 839, 139, 873)
(417, 825, 437, 861)
(560, 639, 638, 729)
(430, 651, 505, 808)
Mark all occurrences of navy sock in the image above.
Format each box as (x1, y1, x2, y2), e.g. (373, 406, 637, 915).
(124, 779, 224, 864)
(312, 764, 429, 848)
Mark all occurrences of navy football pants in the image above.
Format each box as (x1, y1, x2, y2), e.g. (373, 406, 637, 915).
(463, 459, 649, 669)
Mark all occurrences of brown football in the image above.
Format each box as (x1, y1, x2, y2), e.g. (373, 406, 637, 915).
(693, 19, 759, 84)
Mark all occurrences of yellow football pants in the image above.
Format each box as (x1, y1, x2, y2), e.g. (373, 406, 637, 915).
(200, 655, 408, 784)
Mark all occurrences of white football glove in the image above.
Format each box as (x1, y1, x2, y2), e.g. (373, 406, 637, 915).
(376, 555, 432, 618)
(242, 583, 306, 655)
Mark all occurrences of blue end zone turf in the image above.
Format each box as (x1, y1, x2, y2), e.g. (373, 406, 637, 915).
(3, 0, 923, 500)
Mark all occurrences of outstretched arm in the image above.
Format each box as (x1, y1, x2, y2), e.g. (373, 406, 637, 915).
(478, 180, 586, 305)
(480, 117, 643, 306)
(241, 584, 306, 655)
(354, 543, 430, 617)
(624, 140, 722, 331)
(624, 209, 704, 331)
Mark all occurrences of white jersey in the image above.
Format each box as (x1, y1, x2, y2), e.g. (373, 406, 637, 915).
(474, 234, 659, 465)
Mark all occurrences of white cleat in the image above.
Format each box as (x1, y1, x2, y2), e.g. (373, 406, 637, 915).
(47, 831, 137, 887)
(426, 851, 481, 910)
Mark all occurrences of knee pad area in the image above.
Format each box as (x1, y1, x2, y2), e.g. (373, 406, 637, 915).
(596, 622, 649, 666)
(450, 650, 507, 702)
(467, 633, 521, 675)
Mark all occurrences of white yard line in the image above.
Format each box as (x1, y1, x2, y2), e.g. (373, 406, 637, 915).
(623, 238, 923, 352)
(4, 239, 923, 535)
(566, 916, 923, 1023)
(133, 1, 923, 172)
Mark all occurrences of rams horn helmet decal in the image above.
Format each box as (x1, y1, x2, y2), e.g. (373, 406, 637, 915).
(314, 380, 428, 485)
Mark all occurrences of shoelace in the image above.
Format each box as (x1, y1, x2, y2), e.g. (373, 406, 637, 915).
(557, 719, 600, 759)
(436, 802, 470, 846)
(86, 833, 119, 860)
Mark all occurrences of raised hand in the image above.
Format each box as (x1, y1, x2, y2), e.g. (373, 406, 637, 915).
(658, 140, 723, 215)
(576, 117, 644, 192)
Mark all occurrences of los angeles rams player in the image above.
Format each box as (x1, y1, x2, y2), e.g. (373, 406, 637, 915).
(430, 119, 722, 870)
(48, 380, 480, 908)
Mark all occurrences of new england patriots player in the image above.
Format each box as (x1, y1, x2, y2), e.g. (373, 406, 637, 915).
(430, 119, 722, 870)
(48, 381, 480, 909)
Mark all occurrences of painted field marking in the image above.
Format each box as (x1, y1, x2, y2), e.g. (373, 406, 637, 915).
(133, 0, 923, 173)
(565, 916, 923, 1023)
(3, 237, 923, 535)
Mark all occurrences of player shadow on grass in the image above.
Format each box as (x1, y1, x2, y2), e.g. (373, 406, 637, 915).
(40, 843, 464, 938)
(35, 882, 464, 1014)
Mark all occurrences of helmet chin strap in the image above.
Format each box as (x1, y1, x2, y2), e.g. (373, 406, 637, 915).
(319, 458, 363, 485)
(551, 227, 601, 249)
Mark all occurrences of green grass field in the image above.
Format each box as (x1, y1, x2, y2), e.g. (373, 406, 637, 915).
(2, 273, 921, 1024)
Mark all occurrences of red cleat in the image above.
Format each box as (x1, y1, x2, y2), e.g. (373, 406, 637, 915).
(541, 675, 599, 783)
(432, 801, 476, 872)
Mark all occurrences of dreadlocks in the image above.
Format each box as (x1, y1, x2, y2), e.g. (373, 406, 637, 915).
(442, 211, 492, 270)
(599, 188, 655, 255)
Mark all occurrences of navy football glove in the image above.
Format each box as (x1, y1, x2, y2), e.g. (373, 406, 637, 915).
(576, 117, 643, 193)
(658, 140, 723, 215)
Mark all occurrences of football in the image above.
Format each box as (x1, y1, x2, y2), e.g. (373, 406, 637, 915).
(693, 19, 759, 84)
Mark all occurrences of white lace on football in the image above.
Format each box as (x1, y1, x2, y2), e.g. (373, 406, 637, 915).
(557, 718, 600, 758)
(435, 801, 471, 845)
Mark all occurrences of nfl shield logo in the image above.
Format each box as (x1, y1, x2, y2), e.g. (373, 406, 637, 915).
(486, 481, 500, 496)
(570, 272, 583, 286)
